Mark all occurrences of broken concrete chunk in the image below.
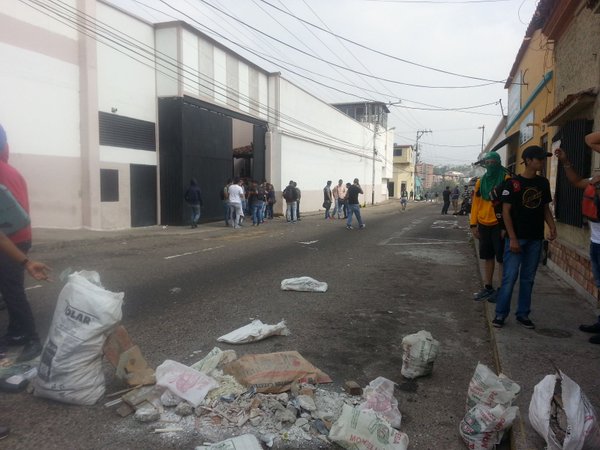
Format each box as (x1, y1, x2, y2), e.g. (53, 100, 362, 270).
(116, 403, 135, 417)
(344, 380, 363, 396)
(274, 408, 297, 423)
(160, 389, 182, 407)
(134, 403, 160, 423)
(295, 417, 309, 428)
(122, 385, 157, 408)
(297, 395, 316, 412)
(175, 401, 194, 416)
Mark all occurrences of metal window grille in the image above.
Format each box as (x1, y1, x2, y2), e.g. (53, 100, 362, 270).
(554, 119, 593, 227)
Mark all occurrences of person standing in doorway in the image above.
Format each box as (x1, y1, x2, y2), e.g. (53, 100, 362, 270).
(346, 178, 365, 230)
(323, 180, 333, 219)
(0, 124, 43, 362)
(184, 178, 202, 228)
(493, 145, 557, 329)
(441, 186, 451, 214)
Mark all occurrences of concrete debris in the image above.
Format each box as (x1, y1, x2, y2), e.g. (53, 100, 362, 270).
(296, 394, 317, 412)
(174, 401, 194, 416)
(134, 403, 160, 423)
(344, 380, 363, 396)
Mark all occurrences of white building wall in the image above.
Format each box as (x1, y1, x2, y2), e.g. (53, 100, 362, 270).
(0, 0, 82, 229)
(155, 27, 179, 97)
(181, 29, 200, 97)
(276, 78, 385, 211)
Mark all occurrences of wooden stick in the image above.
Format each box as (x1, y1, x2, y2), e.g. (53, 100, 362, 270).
(106, 384, 142, 398)
(154, 427, 184, 433)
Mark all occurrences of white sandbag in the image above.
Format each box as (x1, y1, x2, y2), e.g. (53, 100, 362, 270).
(217, 319, 290, 344)
(281, 276, 328, 292)
(34, 271, 123, 405)
(459, 403, 519, 450)
(357, 376, 402, 429)
(400, 330, 440, 379)
(195, 434, 263, 450)
(329, 404, 409, 450)
(155, 360, 219, 407)
(466, 362, 521, 410)
(529, 371, 600, 450)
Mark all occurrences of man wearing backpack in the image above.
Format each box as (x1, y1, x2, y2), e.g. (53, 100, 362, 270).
(555, 131, 600, 344)
(493, 145, 557, 329)
(282, 180, 298, 223)
(470, 152, 508, 302)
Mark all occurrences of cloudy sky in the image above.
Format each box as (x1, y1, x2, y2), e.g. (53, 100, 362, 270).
(110, 0, 538, 166)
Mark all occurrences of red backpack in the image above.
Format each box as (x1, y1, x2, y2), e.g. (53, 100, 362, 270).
(582, 184, 600, 222)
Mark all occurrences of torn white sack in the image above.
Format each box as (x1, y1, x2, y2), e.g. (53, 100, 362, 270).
(155, 360, 218, 407)
(217, 320, 290, 344)
(281, 276, 328, 292)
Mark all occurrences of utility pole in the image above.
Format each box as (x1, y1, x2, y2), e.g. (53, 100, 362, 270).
(371, 119, 378, 206)
(478, 125, 485, 153)
(414, 129, 431, 199)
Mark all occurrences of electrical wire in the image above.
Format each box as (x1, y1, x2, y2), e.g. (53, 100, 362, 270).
(256, 0, 507, 83)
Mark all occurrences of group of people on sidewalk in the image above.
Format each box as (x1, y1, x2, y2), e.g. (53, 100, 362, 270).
(469, 132, 600, 345)
(322, 178, 366, 229)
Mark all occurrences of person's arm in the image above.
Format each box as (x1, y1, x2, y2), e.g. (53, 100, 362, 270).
(554, 148, 591, 189)
(585, 132, 600, 153)
(0, 233, 50, 281)
(502, 202, 520, 253)
(544, 204, 557, 241)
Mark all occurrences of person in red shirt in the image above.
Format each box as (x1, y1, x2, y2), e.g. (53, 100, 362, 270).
(0, 124, 42, 362)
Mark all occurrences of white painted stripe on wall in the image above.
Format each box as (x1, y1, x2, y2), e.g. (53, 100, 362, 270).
(238, 62, 249, 113)
(213, 46, 227, 105)
(100, 146, 157, 166)
(182, 29, 199, 96)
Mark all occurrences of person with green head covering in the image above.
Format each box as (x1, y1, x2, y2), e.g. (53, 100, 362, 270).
(470, 152, 509, 301)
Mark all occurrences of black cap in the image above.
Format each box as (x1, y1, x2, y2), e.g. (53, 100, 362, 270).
(522, 145, 552, 160)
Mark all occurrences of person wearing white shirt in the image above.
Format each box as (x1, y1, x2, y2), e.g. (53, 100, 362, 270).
(228, 177, 244, 229)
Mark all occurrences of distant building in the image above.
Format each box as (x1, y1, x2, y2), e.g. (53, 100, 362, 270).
(390, 144, 415, 198)
(416, 163, 435, 189)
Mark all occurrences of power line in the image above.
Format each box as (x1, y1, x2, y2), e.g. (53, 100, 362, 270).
(192, 0, 500, 89)
(256, 0, 507, 83)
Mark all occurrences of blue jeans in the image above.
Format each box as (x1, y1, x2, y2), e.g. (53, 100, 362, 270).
(495, 238, 543, 319)
(332, 199, 344, 218)
(286, 201, 297, 222)
(346, 203, 363, 227)
(223, 200, 230, 225)
(251, 201, 265, 225)
(190, 204, 201, 224)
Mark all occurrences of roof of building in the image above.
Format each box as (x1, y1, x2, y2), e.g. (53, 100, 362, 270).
(504, 0, 556, 89)
(331, 101, 391, 113)
(542, 88, 598, 125)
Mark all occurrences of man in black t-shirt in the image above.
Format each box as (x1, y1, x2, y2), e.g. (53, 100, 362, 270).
(346, 178, 365, 230)
(493, 145, 557, 330)
(441, 186, 451, 214)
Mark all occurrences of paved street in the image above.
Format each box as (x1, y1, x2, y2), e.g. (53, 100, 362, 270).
(3, 201, 499, 449)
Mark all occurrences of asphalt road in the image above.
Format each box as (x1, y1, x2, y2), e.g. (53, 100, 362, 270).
(0, 201, 496, 449)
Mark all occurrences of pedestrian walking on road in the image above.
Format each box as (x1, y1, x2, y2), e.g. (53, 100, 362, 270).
(441, 186, 451, 214)
(555, 132, 600, 344)
(332, 179, 346, 219)
(184, 178, 202, 228)
(0, 124, 43, 363)
(228, 177, 244, 229)
(451, 186, 460, 213)
(470, 152, 508, 302)
(493, 145, 557, 329)
(323, 180, 333, 219)
(346, 178, 365, 230)
(400, 190, 408, 210)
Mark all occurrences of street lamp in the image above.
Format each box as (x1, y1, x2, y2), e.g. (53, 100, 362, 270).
(478, 125, 485, 153)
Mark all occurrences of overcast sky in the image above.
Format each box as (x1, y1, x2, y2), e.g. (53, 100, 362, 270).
(109, 0, 538, 166)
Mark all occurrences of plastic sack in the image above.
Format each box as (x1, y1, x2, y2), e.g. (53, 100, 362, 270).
(217, 319, 290, 344)
(190, 347, 237, 374)
(155, 360, 219, 407)
(400, 330, 440, 379)
(329, 404, 409, 450)
(195, 434, 263, 450)
(281, 276, 328, 292)
(34, 271, 123, 405)
(357, 376, 402, 429)
(459, 403, 519, 450)
(466, 363, 521, 410)
(529, 371, 600, 450)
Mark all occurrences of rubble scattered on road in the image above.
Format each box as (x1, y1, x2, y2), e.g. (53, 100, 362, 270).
(280, 276, 328, 292)
(217, 319, 290, 344)
(169, 287, 182, 294)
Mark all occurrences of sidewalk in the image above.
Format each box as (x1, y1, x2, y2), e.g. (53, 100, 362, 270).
(475, 245, 600, 450)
